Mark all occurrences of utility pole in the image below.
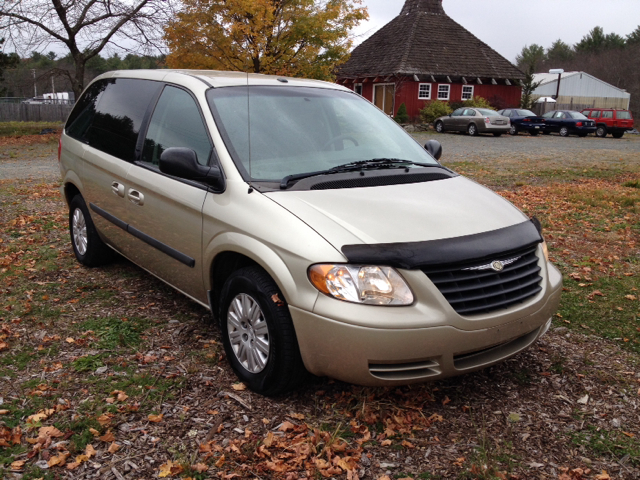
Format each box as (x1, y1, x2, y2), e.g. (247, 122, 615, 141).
(32, 69, 37, 98)
(51, 76, 55, 103)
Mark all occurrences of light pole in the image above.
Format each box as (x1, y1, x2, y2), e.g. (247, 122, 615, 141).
(32, 69, 37, 98)
(549, 68, 564, 101)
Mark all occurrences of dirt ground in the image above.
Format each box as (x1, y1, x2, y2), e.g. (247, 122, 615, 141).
(1, 133, 640, 480)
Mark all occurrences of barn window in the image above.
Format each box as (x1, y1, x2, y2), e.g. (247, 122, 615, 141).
(462, 85, 474, 100)
(354, 83, 363, 96)
(437, 84, 450, 100)
(418, 83, 431, 100)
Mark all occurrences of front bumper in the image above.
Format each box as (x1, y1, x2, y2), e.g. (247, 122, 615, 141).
(290, 263, 563, 386)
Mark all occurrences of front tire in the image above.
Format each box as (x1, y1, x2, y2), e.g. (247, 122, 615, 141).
(467, 123, 478, 136)
(596, 126, 607, 138)
(220, 266, 306, 396)
(435, 121, 445, 133)
(612, 131, 624, 139)
(559, 127, 570, 137)
(69, 195, 113, 267)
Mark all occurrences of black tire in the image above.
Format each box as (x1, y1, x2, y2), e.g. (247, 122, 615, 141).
(435, 121, 445, 133)
(493, 133, 502, 137)
(509, 125, 518, 136)
(530, 130, 539, 136)
(69, 195, 113, 267)
(612, 131, 624, 139)
(596, 126, 607, 138)
(559, 127, 570, 137)
(219, 266, 306, 396)
(467, 123, 478, 136)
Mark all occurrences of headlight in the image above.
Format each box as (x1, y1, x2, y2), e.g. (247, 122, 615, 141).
(308, 264, 414, 306)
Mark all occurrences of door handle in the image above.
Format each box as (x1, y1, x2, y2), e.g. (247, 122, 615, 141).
(127, 189, 144, 206)
(111, 182, 125, 197)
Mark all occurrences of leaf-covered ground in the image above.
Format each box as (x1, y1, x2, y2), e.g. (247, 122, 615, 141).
(1, 132, 640, 479)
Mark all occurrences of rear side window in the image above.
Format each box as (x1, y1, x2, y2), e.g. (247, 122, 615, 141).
(601, 111, 613, 119)
(83, 78, 161, 162)
(589, 111, 600, 118)
(617, 111, 632, 120)
(141, 86, 212, 166)
(65, 80, 109, 140)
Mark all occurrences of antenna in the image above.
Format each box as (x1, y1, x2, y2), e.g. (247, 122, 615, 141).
(247, 71, 253, 194)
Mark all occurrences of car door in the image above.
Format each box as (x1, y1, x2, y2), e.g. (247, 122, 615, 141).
(123, 85, 214, 304)
(445, 108, 464, 131)
(79, 78, 163, 253)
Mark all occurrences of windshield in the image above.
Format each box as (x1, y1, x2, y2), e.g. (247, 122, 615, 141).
(477, 109, 500, 117)
(206, 86, 438, 182)
(517, 110, 536, 116)
(570, 112, 588, 119)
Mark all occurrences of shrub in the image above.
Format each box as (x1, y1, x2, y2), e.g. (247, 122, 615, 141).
(463, 96, 493, 109)
(420, 100, 452, 124)
(394, 103, 409, 124)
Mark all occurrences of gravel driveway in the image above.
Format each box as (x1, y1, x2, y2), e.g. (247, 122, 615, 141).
(412, 130, 640, 162)
(0, 143, 60, 181)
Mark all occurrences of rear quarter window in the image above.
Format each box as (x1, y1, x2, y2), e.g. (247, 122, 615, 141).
(617, 111, 632, 120)
(69, 78, 162, 162)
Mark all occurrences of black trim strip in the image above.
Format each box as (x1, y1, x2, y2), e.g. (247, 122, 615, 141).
(89, 203, 196, 268)
(341, 219, 543, 270)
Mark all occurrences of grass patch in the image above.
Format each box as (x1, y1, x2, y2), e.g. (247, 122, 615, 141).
(571, 426, 640, 466)
(623, 180, 640, 189)
(0, 121, 61, 137)
(72, 354, 105, 372)
(558, 275, 640, 353)
(77, 316, 150, 350)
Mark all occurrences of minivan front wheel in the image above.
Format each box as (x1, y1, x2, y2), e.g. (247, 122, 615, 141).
(69, 195, 113, 267)
(220, 266, 306, 396)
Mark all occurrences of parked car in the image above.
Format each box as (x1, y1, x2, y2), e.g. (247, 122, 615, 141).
(541, 110, 596, 137)
(59, 70, 562, 395)
(497, 108, 545, 136)
(580, 108, 634, 138)
(434, 108, 511, 136)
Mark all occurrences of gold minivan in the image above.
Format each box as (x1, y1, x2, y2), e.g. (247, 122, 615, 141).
(59, 70, 562, 395)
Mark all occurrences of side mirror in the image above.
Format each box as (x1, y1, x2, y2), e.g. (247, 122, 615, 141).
(424, 139, 443, 161)
(159, 147, 224, 191)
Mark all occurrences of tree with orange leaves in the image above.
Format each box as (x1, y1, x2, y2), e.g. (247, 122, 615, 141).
(164, 0, 368, 81)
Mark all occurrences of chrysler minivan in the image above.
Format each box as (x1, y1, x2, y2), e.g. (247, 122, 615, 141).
(59, 70, 562, 395)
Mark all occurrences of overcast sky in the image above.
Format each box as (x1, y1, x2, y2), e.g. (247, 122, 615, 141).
(353, 0, 640, 63)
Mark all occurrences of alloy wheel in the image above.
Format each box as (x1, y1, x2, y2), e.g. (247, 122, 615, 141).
(72, 208, 88, 256)
(227, 293, 270, 373)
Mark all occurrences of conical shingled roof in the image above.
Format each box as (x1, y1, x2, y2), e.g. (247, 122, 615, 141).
(338, 0, 524, 80)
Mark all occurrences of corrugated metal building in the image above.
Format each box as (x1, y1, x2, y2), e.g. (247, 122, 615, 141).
(532, 71, 630, 112)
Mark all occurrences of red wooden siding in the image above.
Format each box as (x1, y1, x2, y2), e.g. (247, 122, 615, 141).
(344, 79, 523, 119)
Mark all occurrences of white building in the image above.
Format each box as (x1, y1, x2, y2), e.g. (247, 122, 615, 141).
(532, 71, 630, 111)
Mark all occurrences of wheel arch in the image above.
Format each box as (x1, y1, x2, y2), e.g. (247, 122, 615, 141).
(206, 234, 310, 322)
(62, 176, 84, 208)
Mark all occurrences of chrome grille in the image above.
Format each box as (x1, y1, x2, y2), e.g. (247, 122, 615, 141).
(421, 245, 542, 315)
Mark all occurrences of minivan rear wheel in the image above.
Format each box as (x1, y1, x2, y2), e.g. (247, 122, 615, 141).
(220, 266, 306, 396)
(69, 195, 113, 267)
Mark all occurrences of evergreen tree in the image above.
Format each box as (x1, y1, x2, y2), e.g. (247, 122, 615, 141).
(0, 39, 19, 96)
(520, 64, 542, 110)
(546, 40, 574, 63)
(515, 44, 546, 71)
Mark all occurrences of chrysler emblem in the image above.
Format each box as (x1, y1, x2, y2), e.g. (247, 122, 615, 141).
(491, 261, 504, 272)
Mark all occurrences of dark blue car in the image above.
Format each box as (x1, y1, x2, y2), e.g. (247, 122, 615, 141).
(497, 109, 545, 136)
(541, 110, 597, 137)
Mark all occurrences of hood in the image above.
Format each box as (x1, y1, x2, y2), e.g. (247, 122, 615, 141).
(264, 176, 528, 253)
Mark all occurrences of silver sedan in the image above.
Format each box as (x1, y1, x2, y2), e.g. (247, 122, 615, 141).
(435, 107, 511, 137)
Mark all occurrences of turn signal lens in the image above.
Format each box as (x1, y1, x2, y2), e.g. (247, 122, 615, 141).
(542, 240, 549, 262)
(308, 265, 414, 306)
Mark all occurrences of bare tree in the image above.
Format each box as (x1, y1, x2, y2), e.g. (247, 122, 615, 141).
(0, 0, 175, 98)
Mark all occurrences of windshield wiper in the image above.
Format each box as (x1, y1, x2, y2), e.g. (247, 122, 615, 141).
(279, 158, 442, 189)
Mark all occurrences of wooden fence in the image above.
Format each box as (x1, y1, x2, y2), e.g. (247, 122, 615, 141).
(0, 103, 74, 122)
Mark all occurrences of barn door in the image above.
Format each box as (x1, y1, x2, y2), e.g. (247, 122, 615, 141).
(374, 84, 395, 116)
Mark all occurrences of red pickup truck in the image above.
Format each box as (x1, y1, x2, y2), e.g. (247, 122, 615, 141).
(581, 108, 634, 138)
